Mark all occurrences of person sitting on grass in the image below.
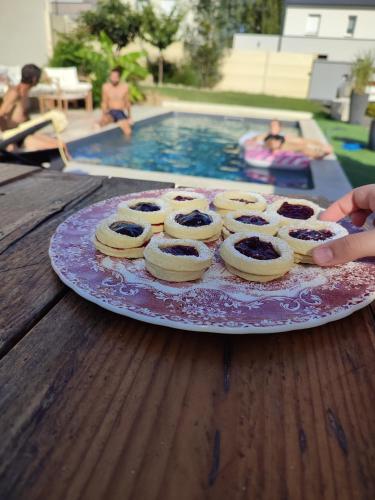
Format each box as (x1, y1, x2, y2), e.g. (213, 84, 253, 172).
(0, 64, 70, 154)
(99, 67, 132, 137)
(313, 184, 375, 265)
(243, 119, 333, 160)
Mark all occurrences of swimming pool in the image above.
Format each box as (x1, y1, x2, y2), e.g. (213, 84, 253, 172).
(68, 112, 313, 190)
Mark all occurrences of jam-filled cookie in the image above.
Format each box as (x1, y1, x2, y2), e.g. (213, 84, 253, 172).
(162, 190, 209, 211)
(220, 232, 294, 282)
(269, 198, 321, 226)
(94, 218, 152, 258)
(278, 221, 348, 264)
(164, 208, 222, 242)
(117, 198, 169, 233)
(144, 237, 212, 282)
(222, 210, 281, 238)
(214, 190, 267, 215)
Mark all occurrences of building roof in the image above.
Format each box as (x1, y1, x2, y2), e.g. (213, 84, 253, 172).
(285, 0, 375, 6)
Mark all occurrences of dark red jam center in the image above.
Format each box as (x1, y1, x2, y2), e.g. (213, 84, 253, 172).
(235, 215, 268, 226)
(174, 195, 194, 201)
(234, 237, 279, 260)
(175, 209, 213, 227)
(277, 202, 314, 220)
(230, 198, 255, 204)
(161, 245, 199, 257)
(109, 221, 144, 237)
(130, 202, 160, 212)
(289, 228, 333, 241)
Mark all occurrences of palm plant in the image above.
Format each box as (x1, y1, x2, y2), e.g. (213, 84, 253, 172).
(349, 51, 375, 124)
(77, 32, 149, 104)
(351, 51, 375, 95)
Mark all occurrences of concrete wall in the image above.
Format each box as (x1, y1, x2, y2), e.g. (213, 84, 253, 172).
(308, 60, 352, 100)
(216, 50, 315, 98)
(233, 34, 280, 52)
(0, 0, 52, 66)
(233, 34, 375, 62)
(281, 36, 375, 61)
(284, 6, 375, 39)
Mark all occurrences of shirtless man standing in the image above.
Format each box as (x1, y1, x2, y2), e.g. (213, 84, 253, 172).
(99, 67, 132, 136)
(0, 64, 67, 152)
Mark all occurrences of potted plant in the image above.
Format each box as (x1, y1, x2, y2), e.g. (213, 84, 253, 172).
(349, 51, 375, 124)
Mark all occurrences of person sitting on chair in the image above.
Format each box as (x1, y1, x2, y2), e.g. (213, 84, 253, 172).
(0, 64, 69, 153)
(99, 67, 132, 136)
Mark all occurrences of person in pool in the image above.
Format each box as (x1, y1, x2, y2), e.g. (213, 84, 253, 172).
(243, 119, 332, 160)
(99, 67, 132, 136)
(313, 184, 375, 265)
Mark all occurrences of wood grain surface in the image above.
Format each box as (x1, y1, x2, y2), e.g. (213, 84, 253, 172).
(0, 164, 41, 186)
(0, 172, 173, 355)
(0, 167, 374, 500)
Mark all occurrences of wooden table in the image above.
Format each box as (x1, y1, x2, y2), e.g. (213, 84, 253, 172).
(0, 164, 374, 500)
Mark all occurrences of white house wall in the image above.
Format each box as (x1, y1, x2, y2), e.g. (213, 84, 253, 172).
(0, 0, 51, 66)
(284, 6, 375, 39)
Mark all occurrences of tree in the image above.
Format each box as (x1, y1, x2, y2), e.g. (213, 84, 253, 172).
(185, 0, 224, 88)
(79, 0, 142, 51)
(215, 0, 283, 46)
(140, 4, 183, 85)
(241, 0, 283, 35)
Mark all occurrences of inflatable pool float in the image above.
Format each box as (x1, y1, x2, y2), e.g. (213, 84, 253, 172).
(238, 131, 259, 147)
(244, 145, 310, 170)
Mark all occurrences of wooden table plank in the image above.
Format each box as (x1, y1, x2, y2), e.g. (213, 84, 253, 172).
(0, 171, 103, 253)
(0, 175, 174, 357)
(0, 164, 41, 186)
(0, 294, 374, 500)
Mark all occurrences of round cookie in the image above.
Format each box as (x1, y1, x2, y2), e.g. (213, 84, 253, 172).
(223, 210, 281, 238)
(214, 190, 267, 215)
(144, 237, 212, 282)
(94, 217, 152, 258)
(162, 190, 209, 211)
(117, 197, 169, 233)
(278, 221, 348, 264)
(220, 232, 294, 282)
(164, 208, 222, 242)
(268, 198, 321, 226)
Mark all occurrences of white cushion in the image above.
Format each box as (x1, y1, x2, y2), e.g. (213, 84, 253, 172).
(44, 67, 79, 86)
(44, 67, 91, 93)
(0, 65, 21, 85)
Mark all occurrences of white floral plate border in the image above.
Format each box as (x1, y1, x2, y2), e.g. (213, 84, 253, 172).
(49, 188, 375, 334)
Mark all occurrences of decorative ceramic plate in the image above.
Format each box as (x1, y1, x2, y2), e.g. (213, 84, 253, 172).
(49, 188, 375, 334)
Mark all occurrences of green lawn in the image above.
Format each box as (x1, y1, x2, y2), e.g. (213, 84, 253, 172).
(142, 85, 326, 115)
(316, 118, 375, 188)
(143, 85, 375, 187)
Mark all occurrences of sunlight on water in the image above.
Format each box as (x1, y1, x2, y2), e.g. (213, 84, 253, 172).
(69, 113, 313, 189)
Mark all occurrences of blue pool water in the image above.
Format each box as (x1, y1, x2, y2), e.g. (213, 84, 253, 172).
(69, 112, 313, 189)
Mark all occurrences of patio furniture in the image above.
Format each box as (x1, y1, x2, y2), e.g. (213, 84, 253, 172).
(0, 65, 56, 98)
(0, 167, 374, 499)
(44, 67, 93, 112)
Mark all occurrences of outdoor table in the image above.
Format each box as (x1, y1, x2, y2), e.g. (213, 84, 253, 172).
(0, 164, 374, 500)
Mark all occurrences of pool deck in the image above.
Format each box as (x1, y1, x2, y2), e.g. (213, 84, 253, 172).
(61, 103, 352, 202)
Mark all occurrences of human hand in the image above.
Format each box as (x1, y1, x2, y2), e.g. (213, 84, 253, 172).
(312, 184, 375, 266)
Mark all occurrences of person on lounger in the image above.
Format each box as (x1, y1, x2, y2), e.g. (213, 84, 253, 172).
(243, 119, 332, 160)
(0, 64, 69, 154)
(99, 67, 132, 136)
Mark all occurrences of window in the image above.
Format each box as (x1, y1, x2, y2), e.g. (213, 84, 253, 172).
(346, 16, 357, 36)
(305, 14, 321, 36)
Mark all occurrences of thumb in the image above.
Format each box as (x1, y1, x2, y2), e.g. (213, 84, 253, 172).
(312, 229, 375, 266)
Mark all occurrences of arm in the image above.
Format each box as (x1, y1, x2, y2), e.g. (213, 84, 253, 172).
(312, 184, 375, 265)
(123, 85, 131, 118)
(101, 85, 109, 113)
(0, 88, 17, 117)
